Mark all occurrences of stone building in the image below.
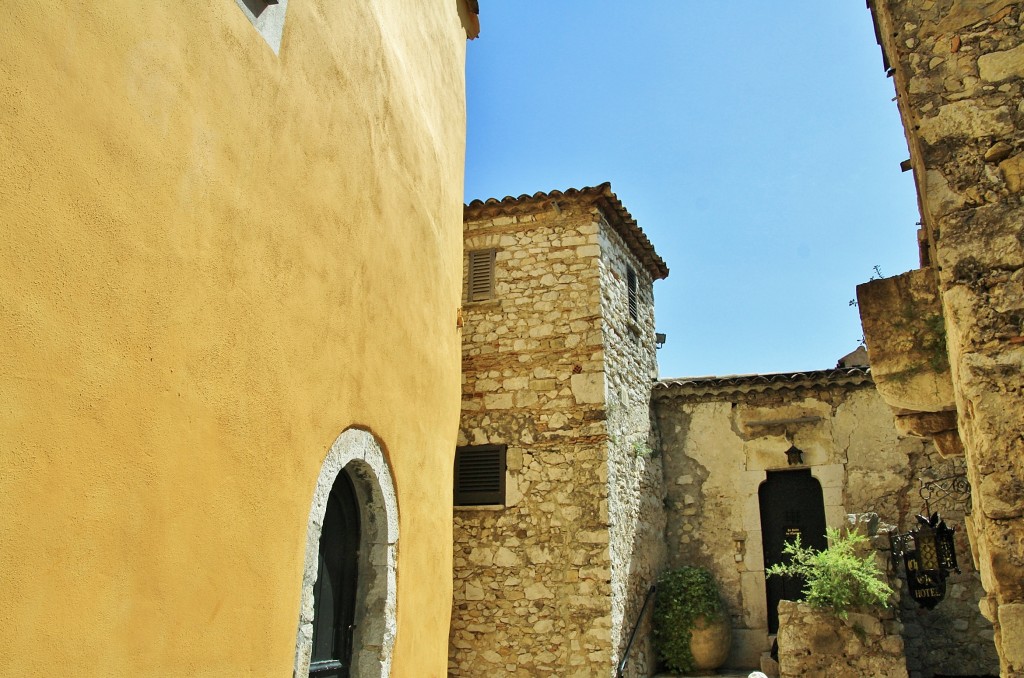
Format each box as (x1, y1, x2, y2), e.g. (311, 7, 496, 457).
(652, 367, 997, 677)
(858, 1, 1024, 674)
(450, 181, 999, 677)
(0, 2, 476, 676)
(450, 184, 669, 677)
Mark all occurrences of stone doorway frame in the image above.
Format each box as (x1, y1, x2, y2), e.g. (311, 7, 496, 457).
(294, 428, 399, 678)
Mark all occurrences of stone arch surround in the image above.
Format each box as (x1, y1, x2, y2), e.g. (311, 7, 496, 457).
(294, 428, 399, 678)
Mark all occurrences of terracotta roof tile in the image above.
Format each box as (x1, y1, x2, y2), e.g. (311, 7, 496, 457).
(464, 182, 669, 280)
(653, 366, 873, 399)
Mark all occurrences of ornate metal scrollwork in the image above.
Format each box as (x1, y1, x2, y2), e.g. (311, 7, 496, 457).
(918, 458, 971, 515)
(887, 460, 970, 610)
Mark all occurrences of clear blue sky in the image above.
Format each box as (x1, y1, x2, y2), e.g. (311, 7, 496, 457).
(464, 3, 922, 379)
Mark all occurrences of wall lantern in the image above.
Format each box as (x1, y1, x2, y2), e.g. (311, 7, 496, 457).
(889, 512, 959, 609)
(888, 459, 970, 609)
(655, 332, 667, 349)
(785, 445, 803, 466)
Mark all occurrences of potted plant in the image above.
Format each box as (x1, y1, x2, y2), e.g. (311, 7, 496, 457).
(652, 566, 730, 674)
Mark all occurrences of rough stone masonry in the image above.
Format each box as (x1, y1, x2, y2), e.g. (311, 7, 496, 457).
(864, 1, 1024, 674)
(652, 368, 996, 677)
(449, 184, 668, 678)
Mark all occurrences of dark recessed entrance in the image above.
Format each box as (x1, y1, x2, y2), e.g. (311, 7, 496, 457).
(311, 469, 361, 678)
(759, 468, 827, 634)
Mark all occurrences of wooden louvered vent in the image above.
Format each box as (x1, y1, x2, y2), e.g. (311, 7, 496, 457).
(454, 445, 506, 505)
(468, 249, 496, 301)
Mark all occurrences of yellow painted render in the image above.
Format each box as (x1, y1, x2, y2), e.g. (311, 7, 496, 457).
(0, 2, 466, 676)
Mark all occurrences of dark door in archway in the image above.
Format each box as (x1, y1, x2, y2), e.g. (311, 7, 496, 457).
(311, 469, 361, 678)
(759, 469, 827, 634)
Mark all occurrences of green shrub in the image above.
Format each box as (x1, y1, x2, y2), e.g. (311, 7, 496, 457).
(765, 527, 893, 618)
(652, 566, 724, 674)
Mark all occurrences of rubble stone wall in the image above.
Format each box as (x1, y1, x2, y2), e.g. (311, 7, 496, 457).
(652, 374, 995, 675)
(776, 600, 908, 678)
(451, 203, 611, 677)
(450, 198, 659, 677)
(775, 524, 907, 677)
(894, 453, 998, 677)
(868, 2, 1024, 673)
(597, 217, 666, 677)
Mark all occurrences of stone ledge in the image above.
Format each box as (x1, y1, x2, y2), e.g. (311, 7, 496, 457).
(856, 267, 954, 414)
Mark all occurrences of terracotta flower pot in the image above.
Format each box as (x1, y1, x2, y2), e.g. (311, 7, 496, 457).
(689, 615, 731, 672)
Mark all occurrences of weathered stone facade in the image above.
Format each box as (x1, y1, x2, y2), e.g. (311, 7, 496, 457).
(776, 600, 908, 678)
(598, 201, 669, 678)
(449, 178, 999, 676)
(652, 368, 996, 676)
(860, 2, 1024, 674)
(449, 185, 668, 677)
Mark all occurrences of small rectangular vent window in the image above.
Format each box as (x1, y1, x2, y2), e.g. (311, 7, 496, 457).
(454, 445, 506, 505)
(468, 249, 496, 302)
(627, 266, 639, 322)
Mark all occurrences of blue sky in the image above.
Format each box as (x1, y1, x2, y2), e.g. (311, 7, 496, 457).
(464, 3, 921, 378)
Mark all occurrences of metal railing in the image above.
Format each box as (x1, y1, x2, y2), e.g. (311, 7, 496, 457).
(616, 584, 657, 678)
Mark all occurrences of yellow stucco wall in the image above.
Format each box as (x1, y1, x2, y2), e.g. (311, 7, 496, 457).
(0, 2, 466, 675)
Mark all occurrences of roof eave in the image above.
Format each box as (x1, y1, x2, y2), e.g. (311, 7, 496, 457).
(653, 366, 874, 400)
(464, 182, 669, 281)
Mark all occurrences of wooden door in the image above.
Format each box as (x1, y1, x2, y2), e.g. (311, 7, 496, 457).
(758, 469, 827, 634)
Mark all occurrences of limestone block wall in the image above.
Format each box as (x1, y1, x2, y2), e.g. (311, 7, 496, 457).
(597, 216, 666, 677)
(652, 370, 995, 675)
(451, 200, 616, 677)
(867, 2, 1024, 673)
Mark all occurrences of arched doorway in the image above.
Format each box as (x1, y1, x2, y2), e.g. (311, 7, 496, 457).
(758, 468, 827, 634)
(310, 469, 360, 677)
(294, 428, 398, 678)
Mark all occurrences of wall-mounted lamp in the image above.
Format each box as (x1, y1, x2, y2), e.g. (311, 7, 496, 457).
(785, 445, 804, 466)
(890, 512, 960, 609)
(655, 332, 667, 349)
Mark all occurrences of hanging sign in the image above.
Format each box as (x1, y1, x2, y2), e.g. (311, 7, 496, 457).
(891, 512, 960, 610)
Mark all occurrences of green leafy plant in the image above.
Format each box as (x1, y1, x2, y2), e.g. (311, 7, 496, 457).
(652, 566, 724, 674)
(631, 440, 654, 458)
(765, 527, 893, 619)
